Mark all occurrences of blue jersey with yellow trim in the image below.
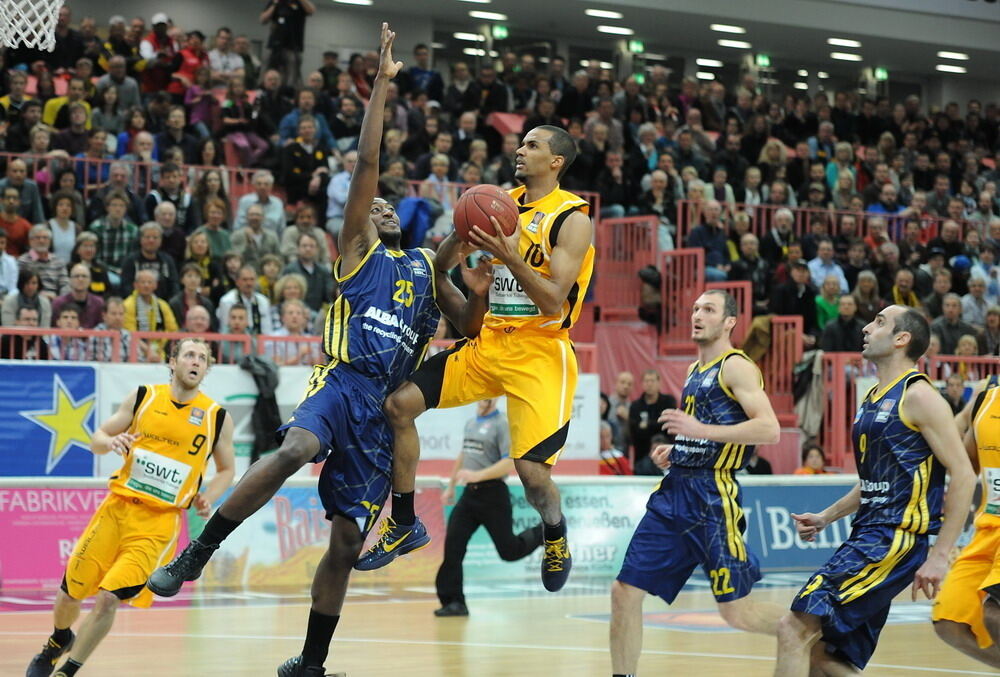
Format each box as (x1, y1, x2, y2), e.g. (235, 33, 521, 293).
(324, 241, 440, 394)
(851, 369, 945, 534)
(670, 349, 761, 471)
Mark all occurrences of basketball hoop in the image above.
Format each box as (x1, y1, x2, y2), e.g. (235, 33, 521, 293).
(0, 0, 64, 51)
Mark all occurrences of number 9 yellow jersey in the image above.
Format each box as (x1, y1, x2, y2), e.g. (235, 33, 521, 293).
(108, 384, 225, 510)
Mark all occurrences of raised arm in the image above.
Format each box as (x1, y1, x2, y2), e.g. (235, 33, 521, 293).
(469, 209, 593, 316)
(338, 23, 402, 271)
(91, 387, 139, 455)
(659, 355, 780, 446)
(902, 380, 976, 600)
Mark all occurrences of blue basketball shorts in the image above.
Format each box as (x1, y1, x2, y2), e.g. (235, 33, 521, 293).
(616, 466, 761, 604)
(790, 524, 929, 670)
(277, 361, 392, 534)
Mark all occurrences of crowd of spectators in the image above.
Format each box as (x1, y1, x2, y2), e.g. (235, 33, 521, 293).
(0, 3, 997, 369)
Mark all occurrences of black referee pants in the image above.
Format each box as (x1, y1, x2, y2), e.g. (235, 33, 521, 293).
(435, 479, 543, 605)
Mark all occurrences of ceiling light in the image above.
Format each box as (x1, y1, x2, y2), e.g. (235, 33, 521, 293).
(463, 47, 485, 57)
(759, 77, 779, 85)
(585, 8, 623, 19)
(469, 10, 506, 19)
(817, 71, 829, 79)
(333, 0, 373, 4)
(453, 32, 485, 41)
(696, 71, 715, 80)
(718, 39, 751, 49)
(644, 52, 666, 61)
(696, 58, 723, 67)
(794, 82, 808, 90)
(599, 61, 613, 69)
(936, 64, 967, 73)
(538, 56, 549, 63)
(457, 0, 491, 3)
(827, 38, 861, 48)
(430, 42, 446, 49)
(797, 69, 808, 77)
(710, 24, 746, 34)
(830, 52, 862, 61)
(597, 25, 634, 35)
(937, 50, 969, 61)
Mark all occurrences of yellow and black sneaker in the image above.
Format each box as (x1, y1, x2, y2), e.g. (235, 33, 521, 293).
(26, 631, 75, 677)
(354, 517, 430, 571)
(541, 536, 572, 592)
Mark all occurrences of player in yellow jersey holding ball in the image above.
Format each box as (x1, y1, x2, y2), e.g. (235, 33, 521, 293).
(358, 125, 594, 593)
(26, 337, 235, 677)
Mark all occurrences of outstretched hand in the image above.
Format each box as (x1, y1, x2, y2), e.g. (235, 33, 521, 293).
(791, 512, 826, 542)
(378, 23, 404, 80)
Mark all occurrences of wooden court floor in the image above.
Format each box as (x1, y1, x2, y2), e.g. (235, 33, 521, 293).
(1, 578, 995, 676)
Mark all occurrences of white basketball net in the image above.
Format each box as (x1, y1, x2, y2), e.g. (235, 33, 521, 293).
(0, 0, 64, 51)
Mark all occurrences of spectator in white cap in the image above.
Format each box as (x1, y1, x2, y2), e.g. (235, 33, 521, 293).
(139, 13, 180, 96)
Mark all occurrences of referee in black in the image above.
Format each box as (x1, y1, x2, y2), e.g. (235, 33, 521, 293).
(434, 399, 544, 616)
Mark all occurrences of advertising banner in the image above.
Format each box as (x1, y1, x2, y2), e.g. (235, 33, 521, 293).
(0, 476, 857, 596)
(0, 363, 97, 477)
(192, 476, 858, 593)
(0, 487, 109, 591)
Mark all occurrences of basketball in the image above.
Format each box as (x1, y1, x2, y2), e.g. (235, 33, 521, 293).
(453, 185, 520, 243)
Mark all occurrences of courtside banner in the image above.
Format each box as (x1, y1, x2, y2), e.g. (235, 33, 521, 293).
(188, 476, 857, 592)
(0, 476, 857, 595)
(0, 362, 97, 477)
(452, 477, 858, 579)
(0, 487, 108, 591)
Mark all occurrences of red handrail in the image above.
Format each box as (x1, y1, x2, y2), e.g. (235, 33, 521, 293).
(593, 216, 658, 321)
(658, 248, 704, 355)
(761, 315, 804, 428)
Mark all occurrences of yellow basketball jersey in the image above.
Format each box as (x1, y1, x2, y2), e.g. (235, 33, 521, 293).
(973, 377, 1000, 528)
(483, 185, 594, 334)
(108, 384, 224, 510)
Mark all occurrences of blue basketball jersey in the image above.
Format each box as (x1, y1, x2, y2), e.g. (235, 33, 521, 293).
(851, 369, 945, 534)
(670, 349, 762, 471)
(324, 241, 440, 394)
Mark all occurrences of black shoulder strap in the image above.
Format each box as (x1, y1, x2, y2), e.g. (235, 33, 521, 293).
(132, 385, 147, 416)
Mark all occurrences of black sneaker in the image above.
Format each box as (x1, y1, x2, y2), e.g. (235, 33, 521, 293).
(541, 536, 572, 592)
(276, 655, 345, 677)
(26, 631, 74, 677)
(433, 601, 469, 617)
(147, 540, 218, 597)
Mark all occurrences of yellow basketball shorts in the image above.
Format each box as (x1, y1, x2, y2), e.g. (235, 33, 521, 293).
(410, 327, 578, 464)
(931, 523, 1000, 648)
(62, 493, 182, 608)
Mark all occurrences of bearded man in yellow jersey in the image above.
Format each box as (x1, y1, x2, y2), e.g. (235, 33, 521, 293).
(26, 338, 235, 677)
(358, 125, 594, 592)
(932, 374, 1000, 668)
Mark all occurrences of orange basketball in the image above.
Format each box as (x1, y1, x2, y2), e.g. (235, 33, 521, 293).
(453, 184, 520, 243)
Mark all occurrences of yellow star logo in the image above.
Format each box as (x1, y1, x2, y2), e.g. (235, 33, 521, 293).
(20, 375, 95, 473)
